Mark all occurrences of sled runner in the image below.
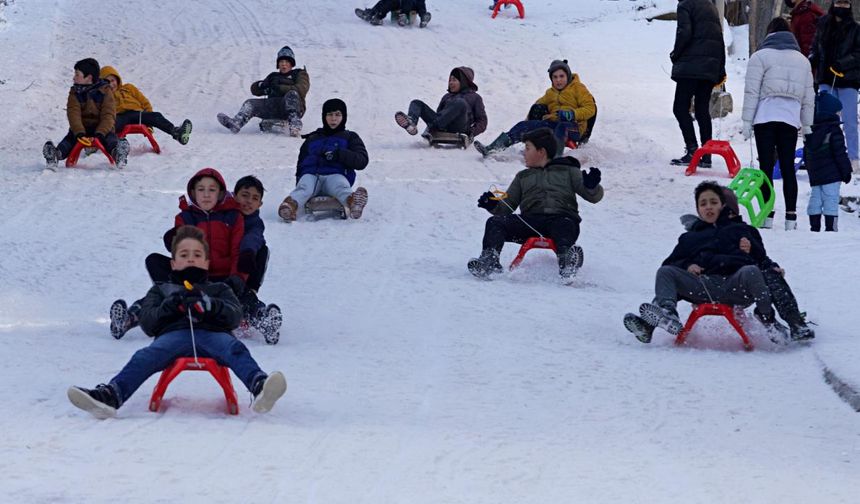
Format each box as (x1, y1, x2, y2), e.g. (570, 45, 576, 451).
(424, 130, 472, 149)
(305, 196, 347, 221)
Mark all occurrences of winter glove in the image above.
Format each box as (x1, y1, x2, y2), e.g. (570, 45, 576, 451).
(741, 122, 752, 141)
(237, 250, 256, 274)
(527, 103, 549, 121)
(557, 110, 575, 123)
(324, 149, 339, 162)
(477, 191, 499, 212)
(180, 288, 212, 314)
(256, 80, 269, 91)
(582, 167, 602, 190)
(669, 51, 678, 63)
(161, 292, 185, 314)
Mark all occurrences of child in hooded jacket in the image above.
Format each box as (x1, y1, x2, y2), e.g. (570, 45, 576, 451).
(278, 99, 370, 221)
(99, 66, 192, 145)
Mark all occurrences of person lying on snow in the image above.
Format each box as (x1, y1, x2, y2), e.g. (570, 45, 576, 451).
(474, 59, 596, 158)
(217, 45, 310, 136)
(356, 0, 431, 27)
(68, 225, 287, 419)
(624, 181, 815, 344)
(99, 65, 192, 145)
(467, 127, 604, 281)
(278, 99, 369, 221)
(394, 66, 487, 141)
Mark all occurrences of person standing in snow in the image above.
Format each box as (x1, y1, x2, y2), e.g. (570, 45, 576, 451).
(668, 0, 726, 168)
(277, 99, 369, 222)
(474, 59, 596, 158)
(217, 46, 310, 136)
(394, 66, 487, 140)
(467, 128, 603, 281)
(809, 0, 860, 178)
(100, 66, 193, 145)
(785, 0, 825, 57)
(69, 225, 287, 419)
(741, 17, 815, 230)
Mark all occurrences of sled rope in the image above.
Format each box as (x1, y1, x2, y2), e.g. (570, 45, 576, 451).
(698, 275, 716, 304)
(489, 184, 545, 239)
(184, 280, 202, 367)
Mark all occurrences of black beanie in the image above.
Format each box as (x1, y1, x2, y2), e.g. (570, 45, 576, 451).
(321, 98, 347, 133)
(74, 58, 100, 83)
(522, 127, 557, 158)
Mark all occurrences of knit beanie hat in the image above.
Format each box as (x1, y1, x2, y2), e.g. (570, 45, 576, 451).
(321, 98, 347, 133)
(276, 46, 296, 67)
(815, 90, 843, 121)
(547, 59, 572, 84)
(522, 127, 558, 158)
(74, 58, 100, 82)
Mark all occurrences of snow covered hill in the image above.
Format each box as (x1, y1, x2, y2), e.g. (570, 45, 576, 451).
(1, 0, 858, 502)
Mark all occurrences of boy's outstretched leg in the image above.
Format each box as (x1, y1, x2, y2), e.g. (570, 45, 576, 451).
(639, 301, 684, 335)
(347, 187, 368, 219)
(251, 372, 287, 413)
(112, 138, 130, 169)
(67, 383, 121, 419)
(109, 299, 141, 339)
(217, 101, 254, 134)
(172, 119, 193, 145)
(624, 313, 656, 343)
(467, 249, 503, 279)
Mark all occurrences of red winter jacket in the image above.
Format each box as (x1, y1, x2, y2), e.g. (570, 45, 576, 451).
(171, 168, 245, 280)
(791, 1, 824, 57)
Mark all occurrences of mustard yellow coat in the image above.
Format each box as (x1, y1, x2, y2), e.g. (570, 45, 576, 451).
(535, 74, 596, 135)
(100, 66, 153, 114)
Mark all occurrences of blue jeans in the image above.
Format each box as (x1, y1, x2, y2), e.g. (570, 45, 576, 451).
(807, 181, 841, 216)
(507, 119, 579, 146)
(820, 85, 858, 161)
(109, 329, 266, 405)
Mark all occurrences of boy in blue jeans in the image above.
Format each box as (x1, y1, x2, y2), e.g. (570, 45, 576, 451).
(805, 91, 853, 231)
(68, 226, 286, 418)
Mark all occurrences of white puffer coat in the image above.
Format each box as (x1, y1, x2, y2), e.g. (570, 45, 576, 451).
(742, 31, 815, 132)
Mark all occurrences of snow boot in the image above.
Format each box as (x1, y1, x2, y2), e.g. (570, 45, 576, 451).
(639, 302, 684, 336)
(624, 313, 656, 343)
(467, 249, 503, 279)
(109, 299, 140, 339)
(474, 132, 512, 157)
(217, 113, 240, 133)
(558, 245, 584, 281)
(278, 196, 299, 222)
(754, 307, 790, 344)
(397, 12, 408, 26)
(217, 103, 252, 134)
(670, 145, 697, 166)
(172, 119, 192, 145)
(251, 372, 287, 413)
(419, 12, 431, 28)
(785, 213, 797, 231)
(43, 141, 59, 171)
(257, 304, 283, 345)
(67, 384, 120, 419)
(762, 211, 775, 229)
(112, 138, 130, 169)
(347, 187, 368, 219)
(825, 215, 837, 232)
(395, 111, 418, 135)
(355, 8, 372, 21)
(789, 321, 815, 341)
(259, 119, 288, 134)
(810, 214, 821, 232)
(287, 113, 303, 137)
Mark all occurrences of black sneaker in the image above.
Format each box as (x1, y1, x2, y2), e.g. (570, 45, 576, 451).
(699, 154, 712, 168)
(419, 12, 431, 28)
(113, 138, 130, 169)
(467, 250, 503, 279)
(670, 147, 696, 166)
(251, 372, 287, 413)
(173, 119, 192, 145)
(639, 302, 683, 335)
(43, 141, 59, 171)
(624, 313, 656, 343)
(67, 384, 120, 419)
(754, 308, 790, 344)
(109, 299, 130, 339)
(789, 322, 815, 342)
(355, 8, 372, 21)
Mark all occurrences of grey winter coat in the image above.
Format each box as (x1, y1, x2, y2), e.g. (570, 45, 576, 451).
(742, 31, 815, 133)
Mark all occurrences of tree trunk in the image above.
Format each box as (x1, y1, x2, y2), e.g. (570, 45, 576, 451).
(749, 0, 782, 53)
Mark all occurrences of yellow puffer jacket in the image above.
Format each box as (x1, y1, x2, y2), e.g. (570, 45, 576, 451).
(535, 74, 596, 136)
(100, 66, 152, 114)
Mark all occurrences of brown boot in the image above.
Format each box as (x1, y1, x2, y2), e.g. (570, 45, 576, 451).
(278, 196, 299, 222)
(347, 187, 368, 219)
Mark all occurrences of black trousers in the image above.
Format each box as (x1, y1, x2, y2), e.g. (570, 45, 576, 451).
(400, 0, 427, 15)
(56, 129, 119, 159)
(482, 214, 580, 253)
(370, 0, 401, 16)
(115, 111, 175, 135)
(244, 246, 269, 293)
(672, 78, 713, 148)
(754, 121, 799, 213)
(408, 99, 469, 134)
(762, 267, 804, 326)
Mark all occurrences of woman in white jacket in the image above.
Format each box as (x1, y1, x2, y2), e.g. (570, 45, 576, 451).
(742, 17, 815, 230)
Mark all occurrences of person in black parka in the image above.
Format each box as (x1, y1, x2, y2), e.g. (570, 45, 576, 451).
(669, 0, 726, 168)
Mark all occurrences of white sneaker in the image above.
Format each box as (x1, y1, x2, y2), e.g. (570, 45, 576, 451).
(785, 219, 797, 231)
(252, 372, 287, 413)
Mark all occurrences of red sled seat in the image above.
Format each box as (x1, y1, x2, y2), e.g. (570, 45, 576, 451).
(492, 0, 525, 19)
(149, 357, 239, 414)
(509, 236, 556, 270)
(65, 137, 115, 168)
(675, 303, 753, 351)
(686, 140, 741, 178)
(118, 124, 161, 154)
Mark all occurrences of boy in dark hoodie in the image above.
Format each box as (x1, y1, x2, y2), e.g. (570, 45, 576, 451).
(278, 99, 370, 221)
(109, 168, 245, 340)
(467, 128, 603, 282)
(217, 46, 310, 136)
(42, 58, 130, 170)
(395, 67, 487, 140)
(70, 226, 286, 419)
(805, 91, 853, 231)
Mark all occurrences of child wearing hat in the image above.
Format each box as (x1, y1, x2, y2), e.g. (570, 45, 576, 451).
(805, 91, 853, 231)
(217, 46, 310, 136)
(468, 127, 603, 281)
(278, 99, 370, 221)
(474, 59, 596, 158)
(394, 66, 487, 140)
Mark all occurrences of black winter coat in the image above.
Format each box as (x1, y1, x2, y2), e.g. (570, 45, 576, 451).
(671, 0, 726, 84)
(139, 271, 243, 337)
(804, 114, 853, 185)
(663, 211, 765, 275)
(810, 14, 860, 88)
